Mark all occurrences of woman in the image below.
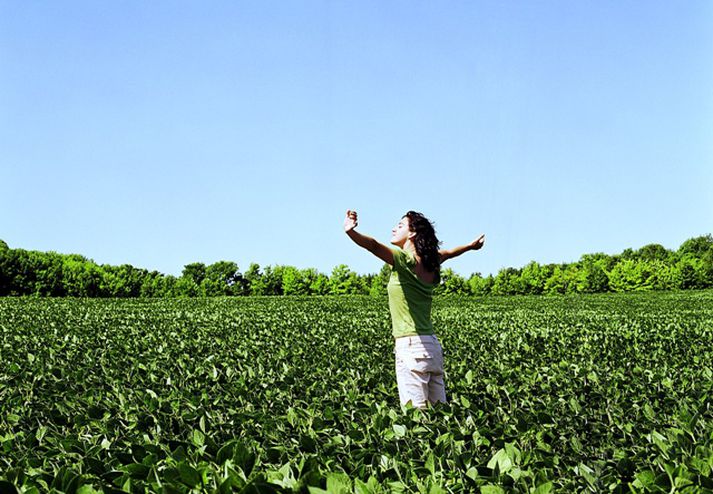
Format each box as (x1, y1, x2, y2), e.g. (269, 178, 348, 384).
(343, 209, 485, 408)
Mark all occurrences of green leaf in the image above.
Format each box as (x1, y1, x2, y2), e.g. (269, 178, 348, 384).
(481, 485, 505, 494)
(190, 429, 205, 447)
(354, 477, 383, 494)
(576, 463, 597, 485)
(387, 481, 407, 493)
(354, 479, 370, 494)
(76, 485, 100, 494)
(465, 467, 479, 481)
(199, 414, 206, 433)
(487, 448, 512, 473)
(35, 426, 48, 443)
(429, 483, 447, 494)
(649, 430, 671, 456)
(123, 463, 150, 479)
(178, 462, 201, 488)
(267, 464, 297, 489)
(392, 424, 406, 438)
(326, 473, 352, 494)
(532, 481, 553, 494)
(425, 452, 436, 475)
(216, 441, 235, 464)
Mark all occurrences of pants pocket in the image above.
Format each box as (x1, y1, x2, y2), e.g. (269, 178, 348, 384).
(404, 353, 432, 373)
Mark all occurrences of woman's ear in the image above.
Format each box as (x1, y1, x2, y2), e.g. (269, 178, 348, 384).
(408, 231, 416, 239)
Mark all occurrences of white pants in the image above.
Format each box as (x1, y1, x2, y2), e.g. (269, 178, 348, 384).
(394, 334, 447, 408)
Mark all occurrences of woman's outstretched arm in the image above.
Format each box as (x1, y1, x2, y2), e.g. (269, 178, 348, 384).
(439, 234, 485, 263)
(344, 210, 394, 265)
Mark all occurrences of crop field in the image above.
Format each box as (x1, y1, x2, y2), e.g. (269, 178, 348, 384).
(1, 291, 712, 493)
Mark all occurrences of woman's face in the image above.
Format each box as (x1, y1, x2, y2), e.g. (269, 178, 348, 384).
(390, 217, 412, 246)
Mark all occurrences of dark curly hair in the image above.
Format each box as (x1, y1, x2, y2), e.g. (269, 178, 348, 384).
(404, 211, 441, 273)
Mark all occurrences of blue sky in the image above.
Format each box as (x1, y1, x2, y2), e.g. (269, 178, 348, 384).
(2, 1, 712, 277)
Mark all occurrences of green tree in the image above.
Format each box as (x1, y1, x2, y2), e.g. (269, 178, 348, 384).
(102, 264, 147, 297)
(140, 271, 173, 297)
(607, 260, 657, 292)
(677, 235, 713, 288)
(310, 272, 330, 295)
(182, 263, 207, 286)
(674, 255, 706, 290)
(620, 248, 637, 261)
(282, 266, 310, 295)
(174, 276, 201, 297)
(678, 234, 713, 258)
(645, 260, 676, 290)
(62, 256, 102, 297)
(519, 261, 551, 295)
(544, 264, 579, 294)
(0, 241, 10, 296)
(369, 264, 391, 297)
(468, 273, 493, 295)
(437, 268, 468, 295)
(259, 265, 285, 295)
(492, 267, 525, 295)
(329, 264, 364, 294)
(4, 233, 711, 298)
(636, 243, 671, 262)
(243, 263, 265, 295)
(35, 252, 67, 296)
(298, 268, 322, 295)
(203, 261, 240, 296)
(575, 255, 610, 293)
(703, 249, 713, 288)
(2, 249, 34, 295)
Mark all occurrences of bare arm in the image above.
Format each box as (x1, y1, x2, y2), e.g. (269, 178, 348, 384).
(344, 210, 394, 265)
(440, 234, 485, 263)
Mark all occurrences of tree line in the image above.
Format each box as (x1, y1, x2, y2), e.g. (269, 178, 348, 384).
(1, 235, 711, 298)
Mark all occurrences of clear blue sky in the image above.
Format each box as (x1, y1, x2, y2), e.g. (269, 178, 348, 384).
(2, 1, 712, 277)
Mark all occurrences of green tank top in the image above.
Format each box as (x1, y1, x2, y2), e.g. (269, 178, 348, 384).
(387, 248, 439, 338)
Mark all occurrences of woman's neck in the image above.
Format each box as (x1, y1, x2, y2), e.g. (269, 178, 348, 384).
(402, 239, 417, 257)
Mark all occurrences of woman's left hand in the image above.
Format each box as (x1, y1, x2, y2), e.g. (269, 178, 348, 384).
(471, 234, 485, 250)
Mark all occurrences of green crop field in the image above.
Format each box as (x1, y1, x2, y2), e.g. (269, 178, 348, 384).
(1, 292, 712, 493)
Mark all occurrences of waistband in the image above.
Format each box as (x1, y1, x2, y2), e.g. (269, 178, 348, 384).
(394, 334, 440, 347)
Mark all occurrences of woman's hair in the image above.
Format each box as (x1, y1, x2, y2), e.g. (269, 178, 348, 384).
(404, 211, 441, 273)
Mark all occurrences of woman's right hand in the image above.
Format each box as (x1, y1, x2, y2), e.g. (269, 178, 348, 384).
(344, 210, 358, 232)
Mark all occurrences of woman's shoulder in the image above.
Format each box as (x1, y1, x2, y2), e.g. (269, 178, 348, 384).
(391, 247, 416, 267)
(393, 249, 439, 285)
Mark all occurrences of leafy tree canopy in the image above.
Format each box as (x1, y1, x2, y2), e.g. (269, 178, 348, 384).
(1, 234, 711, 297)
